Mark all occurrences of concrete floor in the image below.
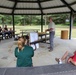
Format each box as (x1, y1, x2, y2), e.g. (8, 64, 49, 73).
(0, 37, 76, 67)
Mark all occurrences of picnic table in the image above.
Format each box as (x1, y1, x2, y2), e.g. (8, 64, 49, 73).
(38, 32, 49, 43)
(14, 31, 49, 50)
(20, 29, 40, 36)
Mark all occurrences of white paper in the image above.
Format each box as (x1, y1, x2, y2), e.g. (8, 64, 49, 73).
(29, 32, 39, 49)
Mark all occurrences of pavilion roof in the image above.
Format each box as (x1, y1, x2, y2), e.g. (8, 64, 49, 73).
(0, 0, 76, 15)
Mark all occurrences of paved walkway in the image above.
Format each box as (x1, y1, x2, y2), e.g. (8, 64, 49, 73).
(0, 37, 76, 67)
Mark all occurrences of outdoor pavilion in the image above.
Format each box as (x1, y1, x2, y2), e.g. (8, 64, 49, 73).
(0, 0, 76, 39)
(0, 1, 76, 75)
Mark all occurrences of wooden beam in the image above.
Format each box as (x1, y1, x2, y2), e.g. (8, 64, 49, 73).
(15, 8, 40, 10)
(9, 0, 53, 3)
(12, 0, 18, 14)
(61, 0, 75, 12)
(43, 5, 66, 10)
(8, 0, 37, 3)
(0, 11, 74, 15)
(0, 6, 12, 9)
(37, 0, 43, 14)
(40, 0, 53, 2)
(70, 1, 76, 5)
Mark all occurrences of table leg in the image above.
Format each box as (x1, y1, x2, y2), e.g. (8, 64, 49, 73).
(45, 34, 46, 43)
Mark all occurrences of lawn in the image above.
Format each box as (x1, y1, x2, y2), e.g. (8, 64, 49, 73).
(0, 25, 76, 38)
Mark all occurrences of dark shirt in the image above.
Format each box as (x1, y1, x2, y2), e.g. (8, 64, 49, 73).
(4, 28, 8, 31)
(0, 28, 2, 32)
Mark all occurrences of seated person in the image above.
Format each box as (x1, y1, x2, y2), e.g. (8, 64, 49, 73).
(55, 51, 76, 66)
(15, 37, 34, 67)
(0, 26, 2, 32)
(4, 25, 8, 31)
(2, 28, 8, 39)
(2, 26, 9, 39)
(9, 28, 13, 37)
(9, 28, 13, 32)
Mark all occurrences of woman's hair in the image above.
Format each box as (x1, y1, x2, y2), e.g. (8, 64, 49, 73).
(17, 40, 22, 46)
(18, 36, 26, 46)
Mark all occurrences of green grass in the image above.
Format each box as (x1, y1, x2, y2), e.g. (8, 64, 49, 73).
(75, 24, 76, 26)
(0, 25, 76, 38)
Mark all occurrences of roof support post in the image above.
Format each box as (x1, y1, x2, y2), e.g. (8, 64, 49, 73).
(12, 14, 15, 38)
(37, 0, 43, 32)
(69, 11, 73, 40)
(12, 0, 17, 38)
(41, 14, 43, 32)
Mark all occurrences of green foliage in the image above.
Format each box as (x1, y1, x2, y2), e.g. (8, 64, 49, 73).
(50, 14, 70, 24)
(0, 14, 76, 26)
(32, 16, 41, 25)
(74, 23, 76, 26)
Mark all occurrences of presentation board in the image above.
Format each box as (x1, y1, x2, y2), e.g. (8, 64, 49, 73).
(29, 32, 39, 49)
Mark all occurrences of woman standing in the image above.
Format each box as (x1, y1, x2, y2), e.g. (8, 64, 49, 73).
(15, 37, 34, 67)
